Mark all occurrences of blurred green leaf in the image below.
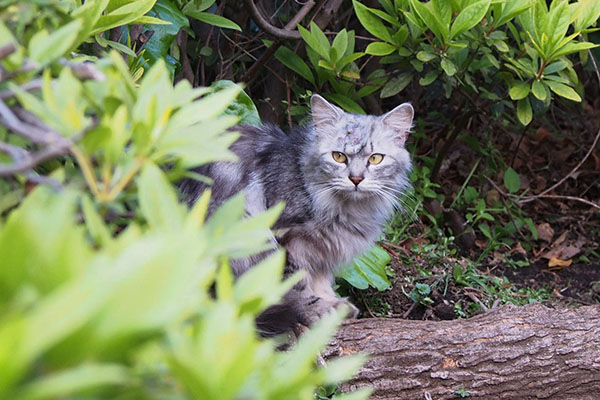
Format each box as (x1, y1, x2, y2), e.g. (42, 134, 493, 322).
(211, 80, 261, 125)
(503, 167, 521, 193)
(138, 162, 185, 231)
(28, 20, 82, 67)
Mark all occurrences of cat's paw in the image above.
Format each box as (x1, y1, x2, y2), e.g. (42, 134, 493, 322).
(298, 295, 359, 326)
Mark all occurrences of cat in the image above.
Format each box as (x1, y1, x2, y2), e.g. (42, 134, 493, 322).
(179, 94, 414, 335)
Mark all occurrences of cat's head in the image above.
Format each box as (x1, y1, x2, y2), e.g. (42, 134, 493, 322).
(306, 94, 414, 203)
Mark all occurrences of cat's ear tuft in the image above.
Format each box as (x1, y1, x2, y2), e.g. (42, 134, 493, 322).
(311, 94, 344, 129)
(381, 103, 414, 145)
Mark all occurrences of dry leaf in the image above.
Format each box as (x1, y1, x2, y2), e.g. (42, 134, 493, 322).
(536, 223, 554, 243)
(548, 257, 572, 268)
(510, 241, 527, 256)
(486, 189, 499, 205)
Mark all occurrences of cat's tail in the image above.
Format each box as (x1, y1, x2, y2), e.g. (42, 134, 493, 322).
(255, 301, 301, 337)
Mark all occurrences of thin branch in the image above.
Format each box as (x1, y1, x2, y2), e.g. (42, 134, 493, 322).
(518, 48, 600, 205)
(245, 0, 314, 40)
(486, 177, 600, 211)
(0, 79, 42, 99)
(0, 141, 69, 176)
(0, 42, 16, 60)
(0, 100, 69, 146)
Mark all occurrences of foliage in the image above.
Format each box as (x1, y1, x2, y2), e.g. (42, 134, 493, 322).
(337, 245, 392, 291)
(290, 0, 600, 125)
(0, 1, 369, 399)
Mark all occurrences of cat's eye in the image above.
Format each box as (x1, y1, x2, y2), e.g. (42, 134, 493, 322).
(368, 153, 384, 165)
(332, 151, 347, 163)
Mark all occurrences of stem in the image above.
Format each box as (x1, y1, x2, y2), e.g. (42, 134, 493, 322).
(70, 146, 102, 199)
(535, 60, 548, 80)
(104, 157, 144, 202)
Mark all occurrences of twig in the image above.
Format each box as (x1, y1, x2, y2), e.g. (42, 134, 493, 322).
(0, 79, 42, 99)
(518, 123, 600, 205)
(486, 177, 600, 210)
(0, 141, 69, 176)
(0, 100, 70, 146)
(515, 48, 600, 207)
(0, 42, 16, 60)
(241, 0, 316, 83)
(244, 0, 314, 40)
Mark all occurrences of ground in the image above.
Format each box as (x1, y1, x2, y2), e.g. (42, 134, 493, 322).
(342, 95, 600, 322)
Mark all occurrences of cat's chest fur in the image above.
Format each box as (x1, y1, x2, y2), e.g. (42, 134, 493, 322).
(274, 194, 393, 274)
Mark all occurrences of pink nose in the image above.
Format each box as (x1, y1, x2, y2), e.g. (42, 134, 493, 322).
(349, 176, 363, 186)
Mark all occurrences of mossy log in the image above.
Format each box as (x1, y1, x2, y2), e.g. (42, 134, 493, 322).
(325, 304, 600, 399)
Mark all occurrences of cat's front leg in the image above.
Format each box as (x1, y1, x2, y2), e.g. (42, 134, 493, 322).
(288, 273, 359, 327)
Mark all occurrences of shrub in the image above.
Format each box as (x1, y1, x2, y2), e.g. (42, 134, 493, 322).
(0, 1, 369, 399)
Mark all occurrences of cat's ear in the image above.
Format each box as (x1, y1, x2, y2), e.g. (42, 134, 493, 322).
(311, 94, 344, 129)
(381, 103, 414, 145)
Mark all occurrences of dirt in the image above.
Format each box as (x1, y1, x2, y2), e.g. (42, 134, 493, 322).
(496, 261, 600, 305)
(350, 256, 600, 322)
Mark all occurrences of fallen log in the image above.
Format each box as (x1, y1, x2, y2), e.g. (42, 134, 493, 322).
(325, 304, 600, 399)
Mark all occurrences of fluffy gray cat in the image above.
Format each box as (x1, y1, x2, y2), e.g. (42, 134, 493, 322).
(180, 95, 414, 334)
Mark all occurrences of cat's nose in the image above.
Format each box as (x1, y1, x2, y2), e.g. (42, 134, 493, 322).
(349, 176, 364, 186)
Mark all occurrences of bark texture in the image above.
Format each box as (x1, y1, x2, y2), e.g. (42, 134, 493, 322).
(324, 304, 600, 399)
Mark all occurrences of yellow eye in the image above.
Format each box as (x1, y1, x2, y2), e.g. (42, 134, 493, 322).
(332, 151, 347, 163)
(368, 153, 384, 165)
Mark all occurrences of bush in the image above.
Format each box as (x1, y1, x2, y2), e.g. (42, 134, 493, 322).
(0, 1, 369, 399)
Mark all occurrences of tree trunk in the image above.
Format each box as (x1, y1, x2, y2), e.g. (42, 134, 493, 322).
(325, 304, 600, 399)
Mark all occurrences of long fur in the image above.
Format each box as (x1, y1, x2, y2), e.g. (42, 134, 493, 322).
(179, 95, 414, 335)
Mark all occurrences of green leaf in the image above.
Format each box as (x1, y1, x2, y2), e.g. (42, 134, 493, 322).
(325, 93, 365, 114)
(419, 70, 439, 86)
(353, 1, 393, 42)
(16, 364, 131, 400)
(336, 245, 391, 291)
(142, 0, 190, 73)
(365, 42, 396, 56)
(503, 167, 521, 194)
(106, 40, 137, 57)
(550, 41, 598, 60)
(298, 24, 329, 60)
(440, 58, 457, 76)
(28, 20, 82, 66)
(543, 60, 568, 74)
(545, 80, 581, 102)
(545, 0, 569, 47)
(516, 97, 532, 125)
(92, 0, 157, 35)
(182, 0, 215, 13)
(572, 0, 600, 32)
(191, 12, 242, 31)
(531, 80, 547, 101)
(129, 15, 171, 25)
(138, 162, 185, 231)
(380, 72, 413, 98)
(275, 46, 315, 85)
(211, 80, 261, 125)
(410, 0, 448, 41)
(81, 195, 112, 248)
(509, 81, 530, 100)
(416, 50, 437, 62)
(322, 354, 368, 385)
(449, 0, 491, 39)
(331, 29, 349, 62)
